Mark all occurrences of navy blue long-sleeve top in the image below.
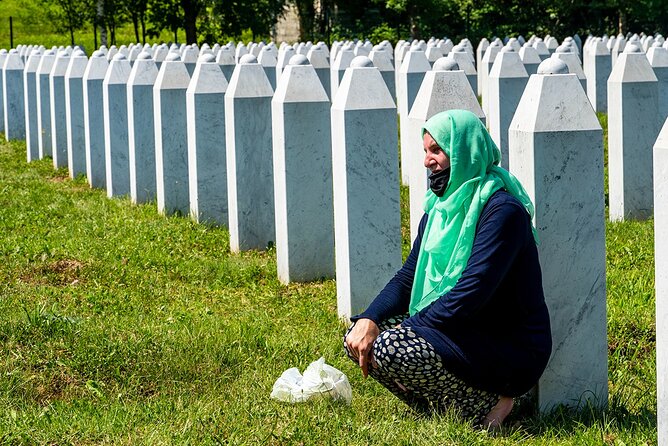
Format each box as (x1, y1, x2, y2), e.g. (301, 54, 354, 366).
(352, 190, 552, 396)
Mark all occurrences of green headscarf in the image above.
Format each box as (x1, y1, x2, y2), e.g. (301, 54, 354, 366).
(408, 109, 536, 315)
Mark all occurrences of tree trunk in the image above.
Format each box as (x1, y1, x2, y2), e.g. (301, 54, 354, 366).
(132, 15, 139, 42)
(180, 0, 199, 44)
(618, 10, 626, 35)
(141, 15, 146, 44)
(97, 0, 107, 46)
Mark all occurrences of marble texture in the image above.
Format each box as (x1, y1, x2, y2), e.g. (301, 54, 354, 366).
(3, 50, 26, 141)
(585, 39, 611, 112)
(154, 54, 191, 216)
(488, 48, 529, 169)
(398, 48, 430, 185)
(258, 47, 277, 90)
(0, 50, 6, 134)
(331, 48, 355, 102)
(509, 65, 607, 412)
(216, 46, 235, 82)
(407, 66, 485, 241)
(648, 45, 668, 125)
(186, 54, 228, 225)
(448, 48, 478, 94)
(64, 50, 88, 178)
(127, 52, 158, 204)
(225, 55, 275, 252)
(480, 40, 502, 116)
(306, 46, 331, 100)
(50, 50, 70, 168)
(24, 50, 42, 160)
(272, 56, 334, 283)
(369, 48, 395, 100)
(608, 49, 659, 221)
(519, 44, 541, 75)
(103, 53, 132, 197)
(553, 48, 586, 91)
(83, 51, 109, 189)
(654, 118, 668, 446)
(36, 50, 55, 158)
(331, 57, 402, 318)
(275, 47, 295, 85)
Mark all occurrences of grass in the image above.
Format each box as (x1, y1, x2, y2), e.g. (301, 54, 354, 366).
(0, 124, 658, 444)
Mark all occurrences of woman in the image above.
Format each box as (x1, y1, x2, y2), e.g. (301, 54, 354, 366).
(343, 110, 552, 428)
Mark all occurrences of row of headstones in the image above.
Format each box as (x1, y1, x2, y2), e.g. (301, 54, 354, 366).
(1, 38, 665, 434)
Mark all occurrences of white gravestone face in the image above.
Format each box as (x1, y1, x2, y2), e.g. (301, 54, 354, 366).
(488, 47, 529, 170)
(64, 49, 88, 178)
(509, 57, 607, 412)
(608, 49, 660, 221)
(519, 44, 541, 75)
(330, 48, 354, 102)
(225, 54, 275, 252)
(369, 47, 395, 100)
(50, 49, 71, 168)
(127, 51, 158, 204)
(331, 56, 402, 318)
(24, 49, 42, 161)
(258, 47, 278, 90)
(481, 41, 502, 116)
(398, 47, 430, 186)
(585, 38, 611, 113)
(36, 50, 56, 158)
(648, 45, 668, 125)
(4, 49, 26, 142)
(154, 52, 191, 216)
(83, 51, 109, 189)
(653, 118, 668, 446)
(271, 54, 335, 283)
(306, 46, 331, 100)
(186, 53, 229, 226)
(103, 53, 133, 197)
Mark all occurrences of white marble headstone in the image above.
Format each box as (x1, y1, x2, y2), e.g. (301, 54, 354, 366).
(186, 53, 228, 225)
(225, 54, 275, 251)
(608, 46, 659, 221)
(83, 51, 109, 188)
(64, 49, 88, 177)
(272, 54, 334, 283)
(509, 57, 607, 412)
(331, 56, 401, 318)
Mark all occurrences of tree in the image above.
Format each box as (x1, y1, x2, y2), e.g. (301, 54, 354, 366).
(147, 0, 182, 41)
(42, 0, 94, 45)
(124, 0, 149, 43)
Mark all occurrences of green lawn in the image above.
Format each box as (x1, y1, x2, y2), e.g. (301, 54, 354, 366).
(0, 130, 657, 444)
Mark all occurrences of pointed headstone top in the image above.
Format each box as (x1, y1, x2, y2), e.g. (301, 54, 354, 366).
(332, 62, 395, 111)
(274, 58, 328, 103)
(187, 55, 227, 94)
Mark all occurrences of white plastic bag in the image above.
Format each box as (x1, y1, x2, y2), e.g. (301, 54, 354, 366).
(270, 357, 352, 404)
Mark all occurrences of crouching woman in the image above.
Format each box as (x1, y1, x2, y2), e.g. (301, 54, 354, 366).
(343, 110, 552, 428)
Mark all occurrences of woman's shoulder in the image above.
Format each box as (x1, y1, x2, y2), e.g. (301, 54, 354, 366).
(481, 190, 531, 225)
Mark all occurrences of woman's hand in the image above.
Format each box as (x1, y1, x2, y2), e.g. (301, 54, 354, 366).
(345, 318, 380, 378)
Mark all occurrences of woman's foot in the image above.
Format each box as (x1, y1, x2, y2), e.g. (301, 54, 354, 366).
(482, 396, 514, 429)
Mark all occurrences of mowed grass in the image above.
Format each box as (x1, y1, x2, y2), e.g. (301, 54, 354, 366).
(0, 130, 657, 444)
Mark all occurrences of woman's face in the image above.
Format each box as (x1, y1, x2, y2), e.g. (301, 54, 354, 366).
(423, 131, 450, 173)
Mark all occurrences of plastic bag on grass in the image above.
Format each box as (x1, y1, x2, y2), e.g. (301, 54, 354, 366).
(270, 357, 352, 404)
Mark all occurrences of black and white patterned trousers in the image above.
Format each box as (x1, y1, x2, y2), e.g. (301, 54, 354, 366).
(343, 314, 499, 425)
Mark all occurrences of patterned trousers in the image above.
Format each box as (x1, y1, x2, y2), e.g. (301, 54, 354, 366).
(344, 314, 500, 425)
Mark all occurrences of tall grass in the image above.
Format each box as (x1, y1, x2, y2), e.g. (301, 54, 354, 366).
(0, 127, 657, 444)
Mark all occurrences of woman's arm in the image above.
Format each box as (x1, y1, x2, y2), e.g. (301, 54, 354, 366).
(402, 197, 530, 331)
(351, 214, 428, 324)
